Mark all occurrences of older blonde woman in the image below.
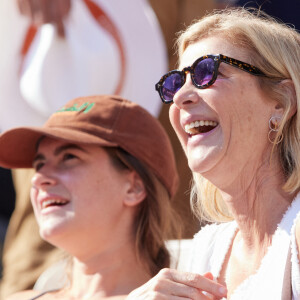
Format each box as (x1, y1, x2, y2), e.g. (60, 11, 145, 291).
(128, 8, 300, 299)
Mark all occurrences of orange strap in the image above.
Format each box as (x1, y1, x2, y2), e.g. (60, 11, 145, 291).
(20, 0, 126, 95)
(20, 24, 38, 58)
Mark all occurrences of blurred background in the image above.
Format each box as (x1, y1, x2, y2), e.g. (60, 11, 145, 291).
(0, 0, 298, 298)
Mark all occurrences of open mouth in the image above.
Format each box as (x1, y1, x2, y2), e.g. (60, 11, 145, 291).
(184, 120, 218, 136)
(41, 199, 69, 209)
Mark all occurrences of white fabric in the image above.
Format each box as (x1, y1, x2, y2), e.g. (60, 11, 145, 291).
(291, 211, 300, 299)
(189, 193, 300, 300)
(0, 0, 166, 131)
(167, 239, 193, 271)
(33, 259, 69, 292)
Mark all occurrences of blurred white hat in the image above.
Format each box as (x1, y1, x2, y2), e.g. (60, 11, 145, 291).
(0, 0, 167, 129)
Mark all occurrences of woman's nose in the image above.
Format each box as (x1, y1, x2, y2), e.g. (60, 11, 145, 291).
(31, 169, 57, 189)
(173, 74, 200, 108)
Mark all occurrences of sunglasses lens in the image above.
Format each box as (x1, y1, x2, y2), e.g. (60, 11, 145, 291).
(193, 58, 215, 86)
(161, 72, 183, 102)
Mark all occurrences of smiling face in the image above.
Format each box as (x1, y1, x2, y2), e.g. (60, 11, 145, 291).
(30, 137, 137, 251)
(169, 36, 280, 188)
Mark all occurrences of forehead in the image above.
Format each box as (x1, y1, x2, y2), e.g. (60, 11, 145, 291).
(179, 36, 248, 69)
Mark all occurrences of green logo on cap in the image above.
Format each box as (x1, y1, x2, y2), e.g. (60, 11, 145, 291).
(57, 102, 95, 114)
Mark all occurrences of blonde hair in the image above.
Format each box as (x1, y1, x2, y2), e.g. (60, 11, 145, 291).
(176, 8, 300, 222)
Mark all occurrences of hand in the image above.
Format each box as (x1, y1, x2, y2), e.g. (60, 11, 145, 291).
(17, 0, 71, 37)
(126, 268, 227, 299)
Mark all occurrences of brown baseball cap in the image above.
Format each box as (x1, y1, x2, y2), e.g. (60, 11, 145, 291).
(0, 95, 178, 197)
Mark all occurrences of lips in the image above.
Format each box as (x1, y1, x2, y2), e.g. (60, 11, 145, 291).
(184, 120, 218, 135)
(40, 198, 70, 210)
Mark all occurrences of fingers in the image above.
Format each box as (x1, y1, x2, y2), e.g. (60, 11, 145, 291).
(160, 269, 227, 298)
(203, 272, 214, 280)
(145, 276, 206, 299)
(126, 269, 226, 300)
(17, 0, 42, 23)
(17, 0, 30, 16)
(55, 19, 66, 37)
(49, 0, 72, 23)
(16, 0, 71, 36)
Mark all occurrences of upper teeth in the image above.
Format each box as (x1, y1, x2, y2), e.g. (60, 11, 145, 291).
(42, 199, 69, 209)
(185, 120, 217, 133)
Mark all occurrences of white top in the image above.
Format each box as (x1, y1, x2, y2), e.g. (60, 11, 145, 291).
(188, 193, 300, 299)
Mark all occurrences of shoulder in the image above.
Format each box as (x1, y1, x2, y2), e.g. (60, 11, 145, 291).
(6, 290, 42, 300)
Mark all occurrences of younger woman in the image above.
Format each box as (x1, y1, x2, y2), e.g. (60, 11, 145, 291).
(0, 94, 180, 299)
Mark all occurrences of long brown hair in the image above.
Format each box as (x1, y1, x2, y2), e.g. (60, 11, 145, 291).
(105, 147, 182, 276)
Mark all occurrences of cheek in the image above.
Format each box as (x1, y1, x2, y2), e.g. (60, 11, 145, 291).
(72, 177, 109, 208)
(169, 104, 187, 146)
(169, 104, 178, 128)
(222, 89, 271, 156)
(30, 187, 40, 218)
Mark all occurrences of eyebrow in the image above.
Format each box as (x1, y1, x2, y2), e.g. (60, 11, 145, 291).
(33, 143, 89, 164)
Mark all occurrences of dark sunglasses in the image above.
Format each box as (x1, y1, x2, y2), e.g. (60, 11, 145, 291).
(155, 54, 266, 104)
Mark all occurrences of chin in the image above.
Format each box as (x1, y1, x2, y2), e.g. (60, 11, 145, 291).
(187, 147, 222, 175)
(39, 220, 70, 245)
(189, 160, 214, 175)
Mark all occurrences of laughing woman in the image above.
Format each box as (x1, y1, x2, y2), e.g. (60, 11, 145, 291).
(0, 95, 181, 300)
(128, 7, 300, 300)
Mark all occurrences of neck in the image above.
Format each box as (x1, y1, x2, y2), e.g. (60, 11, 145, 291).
(65, 242, 151, 299)
(223, 189, 291, 248)
(218, 158, 294, 249)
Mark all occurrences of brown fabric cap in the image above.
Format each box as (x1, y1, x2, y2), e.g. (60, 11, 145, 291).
(0, 95, 178, 197)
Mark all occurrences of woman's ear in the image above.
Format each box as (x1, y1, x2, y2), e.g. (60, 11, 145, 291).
(123, 171, 146, 207)
(276, 79, 297, 119)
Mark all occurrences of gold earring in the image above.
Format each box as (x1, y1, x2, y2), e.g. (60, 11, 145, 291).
(268, 116, 283, 144)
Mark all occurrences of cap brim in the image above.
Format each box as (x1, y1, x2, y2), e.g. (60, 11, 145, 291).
(0, 126, 117, 169)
